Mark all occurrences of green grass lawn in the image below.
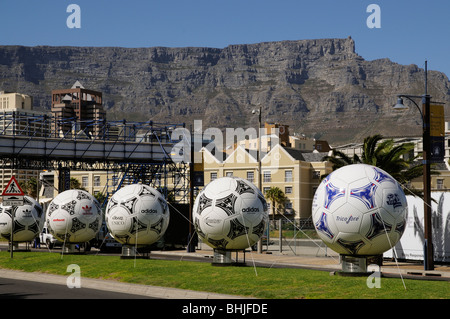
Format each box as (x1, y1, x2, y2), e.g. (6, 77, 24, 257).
(0, 251, 448, 299)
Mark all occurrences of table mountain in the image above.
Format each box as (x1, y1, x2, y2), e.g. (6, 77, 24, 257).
(1, 37, 449, 145)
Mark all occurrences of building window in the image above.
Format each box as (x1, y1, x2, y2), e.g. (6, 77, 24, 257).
(285, 202, 293, 209)
(312, 170, 321, 179)
(285, 186, 292, 194)
(225, 171, 233, 177)
(437, 179, 444, 190)
(82, 176, 88, 188)
(263, 187, 270, 194)
(210, 172, 217, 181)
(246, 171, 254, 183)
(285, 170, 293, 182)
(94, 175, 101, 187)
(263, 171, 271, 183)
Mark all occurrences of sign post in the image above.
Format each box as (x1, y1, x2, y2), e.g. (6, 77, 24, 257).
(2, 176, 25, 258)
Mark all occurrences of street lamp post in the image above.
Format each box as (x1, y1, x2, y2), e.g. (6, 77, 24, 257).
(394, 94, 433, 270)
(252, 105, 263, 253)
(393, 62, 435, 270)
(188, 125, 196, 253)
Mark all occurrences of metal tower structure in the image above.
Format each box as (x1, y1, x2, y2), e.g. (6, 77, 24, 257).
(0, 111, 190, 205)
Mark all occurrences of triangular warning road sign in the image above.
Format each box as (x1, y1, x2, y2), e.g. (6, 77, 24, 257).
(2, 176, 25, 196)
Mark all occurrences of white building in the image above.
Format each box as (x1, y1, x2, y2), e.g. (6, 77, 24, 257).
(0, 91, 50, 196)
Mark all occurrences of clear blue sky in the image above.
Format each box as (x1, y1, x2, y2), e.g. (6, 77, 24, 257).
(1, 0, 449, 77)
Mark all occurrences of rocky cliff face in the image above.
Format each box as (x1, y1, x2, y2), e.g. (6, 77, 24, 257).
(1, 37, 449, 145)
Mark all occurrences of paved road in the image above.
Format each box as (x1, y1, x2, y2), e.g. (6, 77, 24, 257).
(0, 276, 154, 299)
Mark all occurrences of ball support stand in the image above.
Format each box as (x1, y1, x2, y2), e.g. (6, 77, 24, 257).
(211, 249, 247, 267)
(61, 244, 84, 255)
(335, 254, 383, 276)
(120, 245, 151, 259)
(60, 243, 89, 255)
(7, 242, 32, 253)
(339, 255, 368, 275)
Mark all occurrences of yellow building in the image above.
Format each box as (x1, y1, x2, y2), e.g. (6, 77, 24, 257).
(67, 171, 110, 197)
(201, 144, 332, 220)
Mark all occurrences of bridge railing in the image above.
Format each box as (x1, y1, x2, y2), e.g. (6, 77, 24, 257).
(0, 111, 185, 143)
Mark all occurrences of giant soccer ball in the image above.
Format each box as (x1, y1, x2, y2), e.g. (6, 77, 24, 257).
(0, 196, 44, 242)
(105, 184, 170, 246)
(193, 177, 268, 250)
(312, 164, 407, 256)
(46, 189, 102, 243)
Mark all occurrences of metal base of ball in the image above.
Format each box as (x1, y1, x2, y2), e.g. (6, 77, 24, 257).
(336, 255, 368, 276)
(7, 242, 31, 252)
(120, 245, 150, 259)
(211, 249, 247, 267)
(61, 244, 85, 255)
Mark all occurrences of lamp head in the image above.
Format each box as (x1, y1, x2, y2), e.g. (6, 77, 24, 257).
(393, 97, 408, 111)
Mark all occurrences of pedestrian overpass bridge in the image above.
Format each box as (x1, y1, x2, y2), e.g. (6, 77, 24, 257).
(0, 130, 176, 164)
(0, 113, 186, 168)
(0, 113, 190, 202)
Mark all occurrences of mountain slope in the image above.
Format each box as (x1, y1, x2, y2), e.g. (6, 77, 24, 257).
(0, 37, 449, 145)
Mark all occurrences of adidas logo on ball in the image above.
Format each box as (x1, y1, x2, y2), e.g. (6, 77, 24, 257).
(205, 217, 221, 226)
(242, 207, 260, 213)
(23, 209, 32, 217)
(111, 215, 125, 225)
(82, 205, 93, 215)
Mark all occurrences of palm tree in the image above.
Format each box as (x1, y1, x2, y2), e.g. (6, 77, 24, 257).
(265, 187, 288, 217)
(322, 149, 361, 170)
(322, 134, 438, 196)
(70, 177, 86, 191)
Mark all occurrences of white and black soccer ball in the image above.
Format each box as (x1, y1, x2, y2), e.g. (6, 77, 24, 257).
(312, 164, 408, 256)
(46, 189, 102, 243)
(0, 196, 44, 242)
(193, 177, 268, 250)
(105, 184, 170, 246)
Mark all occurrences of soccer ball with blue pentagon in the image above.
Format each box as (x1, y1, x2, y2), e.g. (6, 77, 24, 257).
(46, 189, 102, 243)
(105, 184, 170, 246)
(193, 177, 268, 250)
(0, 196, 44, 242)
(312, 164, 407, 256)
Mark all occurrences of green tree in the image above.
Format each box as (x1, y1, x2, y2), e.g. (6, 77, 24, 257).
(19, 177, 38, 199)
(94, 191, 107, 206)
(322, 134, 438, 196)
(264, 187, 288, 216)
(70, 177, 86, 191)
